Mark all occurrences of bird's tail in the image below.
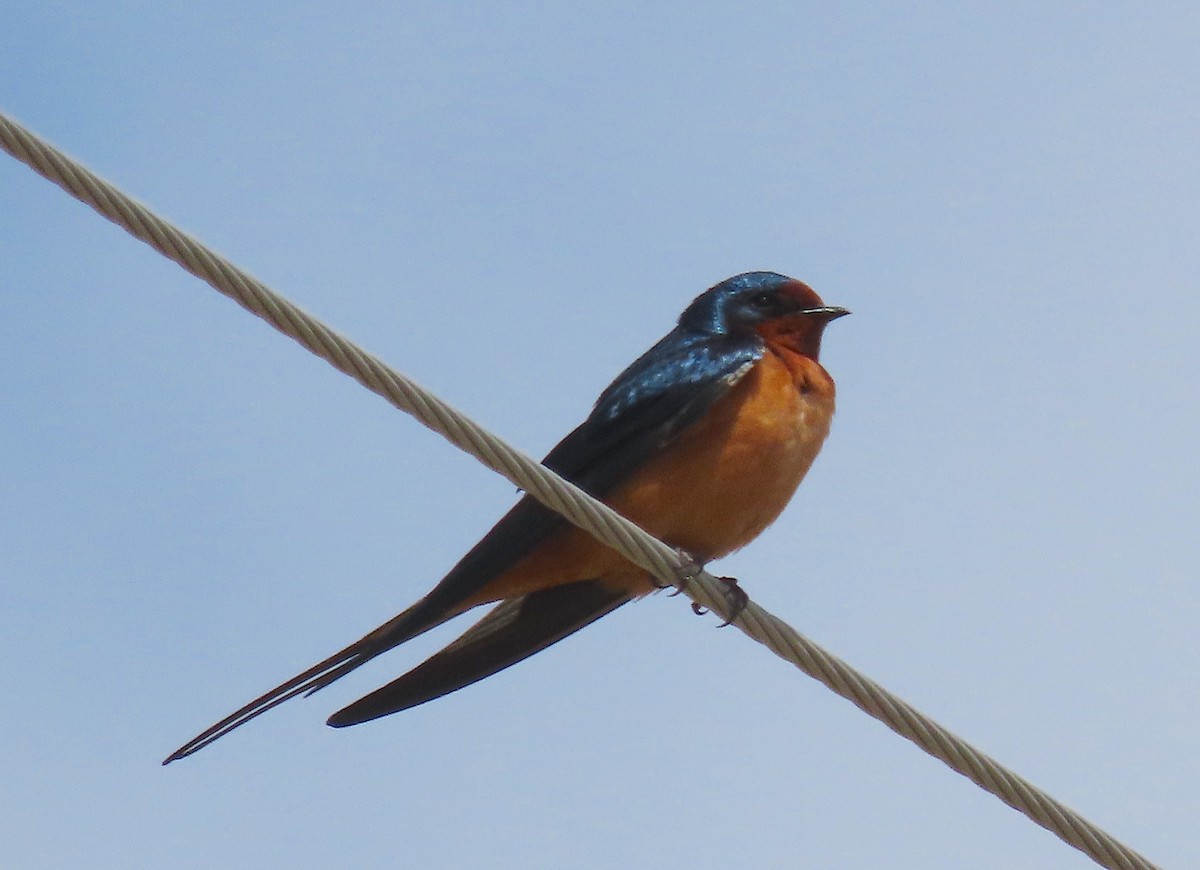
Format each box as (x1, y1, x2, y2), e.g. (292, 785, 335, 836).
(162, 597, 450, 764)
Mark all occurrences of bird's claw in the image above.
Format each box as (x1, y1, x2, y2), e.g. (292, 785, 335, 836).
(691, 576, 749, 627)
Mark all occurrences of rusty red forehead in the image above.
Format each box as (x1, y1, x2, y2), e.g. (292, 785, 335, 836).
(779, 279, 826, 310)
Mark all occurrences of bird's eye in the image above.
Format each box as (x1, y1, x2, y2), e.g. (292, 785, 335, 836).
(748, 292, 775, 311)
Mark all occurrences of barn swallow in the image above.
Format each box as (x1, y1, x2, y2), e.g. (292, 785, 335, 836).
(164, 271, 847, 763)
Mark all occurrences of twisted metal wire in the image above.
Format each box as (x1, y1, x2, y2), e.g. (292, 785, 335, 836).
(0, 110, 1159, 870)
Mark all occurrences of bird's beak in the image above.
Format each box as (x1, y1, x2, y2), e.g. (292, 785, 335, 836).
(801, 306, 850, 321)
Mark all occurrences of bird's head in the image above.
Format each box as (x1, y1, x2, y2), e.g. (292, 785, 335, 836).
(679, 271, 849, 360)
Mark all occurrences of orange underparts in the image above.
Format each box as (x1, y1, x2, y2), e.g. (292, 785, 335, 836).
(460, 343, 836, 610)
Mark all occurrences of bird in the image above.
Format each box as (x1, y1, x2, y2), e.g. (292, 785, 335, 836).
(164, 271, 848, 763)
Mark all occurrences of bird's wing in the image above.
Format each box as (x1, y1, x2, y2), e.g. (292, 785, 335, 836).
(412, 331, 762, 617)
(164, 332, 760, 761)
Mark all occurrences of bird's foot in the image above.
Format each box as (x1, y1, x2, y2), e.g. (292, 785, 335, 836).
(691, 576, 749, 627)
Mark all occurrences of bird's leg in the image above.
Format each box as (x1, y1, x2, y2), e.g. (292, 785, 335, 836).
(662, 547, 705, 592)
(691, 576, 749, 627)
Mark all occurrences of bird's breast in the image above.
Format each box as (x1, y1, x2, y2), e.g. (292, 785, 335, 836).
(607, 346, 836, 562)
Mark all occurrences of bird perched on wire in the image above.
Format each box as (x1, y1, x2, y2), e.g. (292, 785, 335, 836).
(165, 271, 848, 763)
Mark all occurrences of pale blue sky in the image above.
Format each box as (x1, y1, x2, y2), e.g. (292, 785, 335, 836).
(2, 4, 1197, 868)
